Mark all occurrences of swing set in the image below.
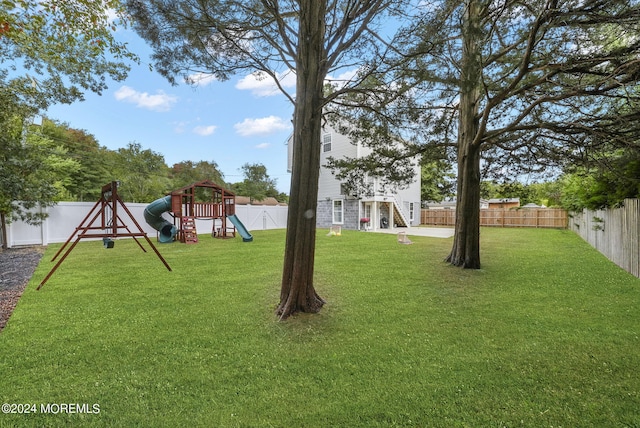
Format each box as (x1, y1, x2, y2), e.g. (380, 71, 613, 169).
(37, 181, 171, 290)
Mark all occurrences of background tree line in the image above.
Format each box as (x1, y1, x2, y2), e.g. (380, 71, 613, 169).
(424, 156, 639, 211)
(39, 118, 288, 204)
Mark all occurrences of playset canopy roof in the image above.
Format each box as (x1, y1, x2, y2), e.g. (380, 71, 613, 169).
(170, 180, 235, 196)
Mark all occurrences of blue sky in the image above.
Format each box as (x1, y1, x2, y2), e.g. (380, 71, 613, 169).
(46, 29, 297, 193)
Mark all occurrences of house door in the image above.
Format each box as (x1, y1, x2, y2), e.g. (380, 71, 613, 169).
(363, 203, 371, 219)
(361, 203, 372, 230)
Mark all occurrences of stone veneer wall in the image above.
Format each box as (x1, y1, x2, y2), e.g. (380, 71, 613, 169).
(344, 199, 359, 230)
(316, 199, 360, 230)
(316, 200, 333, 228)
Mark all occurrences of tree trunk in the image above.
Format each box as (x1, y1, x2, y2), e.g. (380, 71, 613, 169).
(446, 0, 482, 269)
(277, 0, 327, 319)
(1, 212, 7, 250)
(446, 141, 481, 268)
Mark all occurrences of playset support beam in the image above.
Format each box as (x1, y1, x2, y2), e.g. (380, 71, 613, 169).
(37, 181, 171, 290)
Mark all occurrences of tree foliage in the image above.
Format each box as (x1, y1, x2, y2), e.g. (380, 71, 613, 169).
(0, 101, 81, 248)
(0, 0, 137, 110)
(169, 160, 226, 189)
(559, 81, 640, 210)
(169, 160, 227, 202)
(231, 163, 279, 203)
(111, 142, 170, 203)
(0, 120, 77, 223)
(38, 121, 233, 204)
(39, 119, 114, 201)
(420, 157, 455, 202)
(560, 149, 640, 210)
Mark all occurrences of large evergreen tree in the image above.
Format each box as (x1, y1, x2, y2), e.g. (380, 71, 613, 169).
(125, 0, 409, 318)
(329, 0, 640, 268)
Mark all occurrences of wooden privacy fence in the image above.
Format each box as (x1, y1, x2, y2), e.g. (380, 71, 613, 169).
(421, 208, 568, 228)
(569, 199, 640, 278)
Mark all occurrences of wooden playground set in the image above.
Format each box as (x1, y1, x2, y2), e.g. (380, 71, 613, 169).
(38, 180, 252, 289)
(162, 180, 249, 244)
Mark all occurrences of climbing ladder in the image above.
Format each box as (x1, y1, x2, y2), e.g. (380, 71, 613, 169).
(181, 216, 198, 244)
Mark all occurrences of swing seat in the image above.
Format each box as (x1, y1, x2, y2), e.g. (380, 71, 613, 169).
(103, 238, 115, 249)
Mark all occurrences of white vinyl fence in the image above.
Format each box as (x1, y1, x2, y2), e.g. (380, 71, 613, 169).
(569, 198, 640, 278)
(4, 201, 288, 248)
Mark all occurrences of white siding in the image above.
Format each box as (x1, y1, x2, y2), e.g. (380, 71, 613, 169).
(395, 162, 422, 226)
(318, 128, 358, 199)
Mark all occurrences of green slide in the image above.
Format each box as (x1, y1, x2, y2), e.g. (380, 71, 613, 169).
(227, 214, 253, 242)
(144, 196, 177, 243)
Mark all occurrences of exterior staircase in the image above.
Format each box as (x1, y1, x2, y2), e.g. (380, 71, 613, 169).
(181, 216, 198, 244)
(392, 197, 410, 228)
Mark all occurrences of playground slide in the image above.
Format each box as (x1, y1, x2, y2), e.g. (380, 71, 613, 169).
(227, 214, 253, 242)
(144, 196, 177, 243)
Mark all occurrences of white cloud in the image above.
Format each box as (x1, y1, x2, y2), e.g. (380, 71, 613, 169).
(234, 69, 360, 96)
(255, 142, 271, 149)
(235, 70, 296, 97)
(185, 72, 217, 86)
(234, 116, 291, 137)
(192, 125, 217, 136)
(114, 86, 177, 112)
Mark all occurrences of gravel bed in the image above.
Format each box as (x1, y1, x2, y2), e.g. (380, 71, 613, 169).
(0, 246, 45, 332)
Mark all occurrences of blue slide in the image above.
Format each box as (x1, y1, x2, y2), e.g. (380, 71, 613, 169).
(227, 214, 253, 242)
(144, 196, 178, 243)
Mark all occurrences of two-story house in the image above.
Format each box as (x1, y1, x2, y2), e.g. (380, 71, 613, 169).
(287, 126, 421, 232)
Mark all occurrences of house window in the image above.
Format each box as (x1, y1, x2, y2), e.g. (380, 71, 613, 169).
(332, 199, 344, 224)
(409, 202, 415, 222)
(322, 133, 332, 152)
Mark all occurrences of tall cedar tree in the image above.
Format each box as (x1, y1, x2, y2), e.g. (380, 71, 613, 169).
(328, 0, 640, 268)
(125, 0, 408, 318)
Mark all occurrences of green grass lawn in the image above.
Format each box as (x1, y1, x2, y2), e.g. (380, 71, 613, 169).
(1, 228, 639, 427)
